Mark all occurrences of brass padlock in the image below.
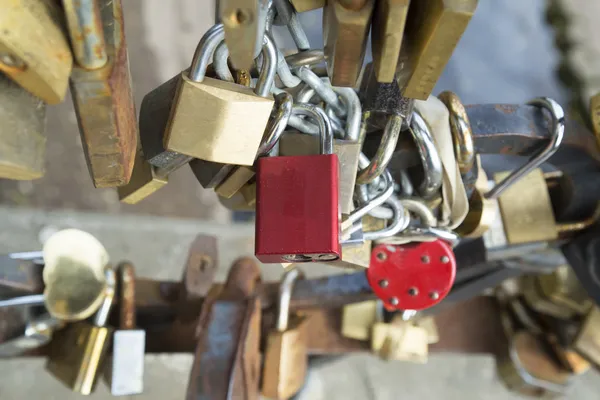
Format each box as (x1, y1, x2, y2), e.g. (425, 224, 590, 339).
(341, 300, 378, 340)
(371, 319, 429, 363)
(371, 0, 410, 83)
(290, 0, 325, 12)
(334, 215, 387, 270)
(68, 0, 137, 188)
(214, 92, 293, 198)
(46, 267, 116, 395)
(152, 25, 276, 168)
(323, 0, 375, 87)
(0, 0, 73, 104)
(262, 268, 308, 400)
(574, 306, 600, 366)
(402, 0, 478, 99)
(0, 73, 46, 180)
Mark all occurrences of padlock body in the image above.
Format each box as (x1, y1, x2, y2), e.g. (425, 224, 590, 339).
(164, 73, 274, 166)
(46, 323, 113, 395)
(279, 132, 360, 214)
(0, 73, 46, 180)
(255, 154, 341, 263)
(261, 318, 307, 400)
(109, 329, 146, 396)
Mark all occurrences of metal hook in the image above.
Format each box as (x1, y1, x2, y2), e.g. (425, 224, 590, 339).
(484, 97, 565, 200)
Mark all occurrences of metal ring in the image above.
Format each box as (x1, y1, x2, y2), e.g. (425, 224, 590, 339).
(484, 97, 565, 199)
(292, 103, 333, 154)
(285, 50, 325, 68)
(438, 91, 474, 175)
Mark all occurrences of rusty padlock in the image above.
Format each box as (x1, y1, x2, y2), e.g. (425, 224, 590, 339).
(255, 103, 340, 263)
(262, 268, 308, 399)
(66, 0, 137, 188)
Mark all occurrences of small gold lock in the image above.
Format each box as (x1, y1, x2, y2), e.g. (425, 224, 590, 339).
(341, 300, 378, 340)
(46, 268, 116, 395)
(323, 0, 375, 87)
(371, 320, 429, 363)
(261, 268, 308, 400)
(118, 147, 168, 204)
(402, 0, 478, 100)
(0, 72, 46, 180)
(0, 0, 73, 104)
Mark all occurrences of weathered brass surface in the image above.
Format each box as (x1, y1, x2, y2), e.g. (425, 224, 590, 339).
(323, 0, 374, 87)
(371, 0, 410, 83)
(42, 229, 109, 321)
(0, 0, 73, 104)
(164, 73, 274, 166)
(261, 316, 307, 400)
(0, 73, 46, 180)
(70, 0, 137, 188)
(341, 300, 377, 340)
(495, 169, 558, 244)
(402, 0, 478, 99)
(118, 148, 168, 204)
(290, 0, 325, 12)
(438, 91, 475, 174)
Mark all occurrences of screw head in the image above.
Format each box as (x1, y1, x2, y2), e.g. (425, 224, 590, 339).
(376, 251, 387, 261)
(378, 279, 389, 288)
(429, 291, 439, 300)
(421, 255, 430, 264)
(408, 287, 419, 297)
(440, 256, 450, 264)
(389, 297, 399, 306)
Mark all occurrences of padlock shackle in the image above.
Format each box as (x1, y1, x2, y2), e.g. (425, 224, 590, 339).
(408, 111, 443, 199)
(93, 267, 116, 327)
(362, 196, 410, 241)
(485, 97, 565, 200)
(401, 198, 438, 228)
(276, 268, 304, 331)
(356, 114, 403, 185)
(255, 34, 278, 98)
(189, 24, 225, 83)
(292, 104, 334, 155)
(257, 93, 293, 157)
(213, 41, 235, 83)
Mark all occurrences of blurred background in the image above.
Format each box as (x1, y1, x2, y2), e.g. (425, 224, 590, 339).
(1, 0, 599, 398)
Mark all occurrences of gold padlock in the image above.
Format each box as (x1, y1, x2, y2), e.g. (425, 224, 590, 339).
(574, 306, 600, 367)
(67, 0, 137, 188)
(46, 268, 116, 395)
(333, 215, 386, 270)
(371, 0, 410, 83)
(215, 92, 293, 198)
(117, 146, 174, 204)
(262, 268, 308, 400)
(341, 300, 378, 340)
(402, 0, 478, 100)
(162, 25, 276, 167)
(371, 320, 429, 363)
(0, 73, 46, 180)
(290, 0, 325, 12)
(0, 0, 73, 104)
(323, 0, 375, 87)
(218, 181, 256, 211)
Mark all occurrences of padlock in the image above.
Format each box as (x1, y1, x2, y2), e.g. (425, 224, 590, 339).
(262, 268, 308, 400)
(218, 181, 257, 211)
(367, 241, 456, 311)
(46, 267, 116, 395)
(323, 0, 375, 87)
(341, 300, 378, 340)
(371, 319, 429, 363)
(220, 0, 269, 70)
(214, 92, 293, 198)
(371, 0, 410, 83)
(106, 263, 145, 396)
(333, 215, 386, 270)
(118, 145, 191, 204)
(573, 306, 600, 367)
(255, 104, 340, 263)
(290, 0, 325, 12)
(401, 0, 478, 100)
(279, 89, 361, 214)
(0, 72, 46, 180)
(0, 0, 72, 104)
(497, 331, 571, 398)
(68, 0, 137, 188)
(161, 24, 276, 167)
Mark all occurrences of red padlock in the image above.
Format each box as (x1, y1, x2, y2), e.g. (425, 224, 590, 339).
(367, 241, 456, 310)
(255, 104, 340, 263)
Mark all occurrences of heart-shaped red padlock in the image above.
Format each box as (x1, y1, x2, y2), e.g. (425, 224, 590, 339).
(367, 241, 456, 310)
